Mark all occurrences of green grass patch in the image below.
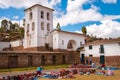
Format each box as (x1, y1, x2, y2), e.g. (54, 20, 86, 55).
(0, 64, 70, 73)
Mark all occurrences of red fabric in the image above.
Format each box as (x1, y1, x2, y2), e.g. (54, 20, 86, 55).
(37, 71, 41, 75)
(101, 64, 105, 67)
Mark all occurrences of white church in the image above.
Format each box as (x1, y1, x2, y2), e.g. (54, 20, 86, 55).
(23, 4, 85, 52)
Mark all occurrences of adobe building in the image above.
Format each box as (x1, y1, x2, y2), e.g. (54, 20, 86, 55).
(83, 39, 120, 66)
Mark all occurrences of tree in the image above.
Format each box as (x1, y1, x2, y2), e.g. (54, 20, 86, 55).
(82, 26, 87, 35)
(9, 21, 13, 32)
(56, 22, 61, 30)
(11, 23, 19, 32)
(0, 27, 5, 33)
(1, 19, 8, 32)
(19, 27, 24, 38)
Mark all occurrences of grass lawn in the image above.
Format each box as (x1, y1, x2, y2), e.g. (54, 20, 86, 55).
(39, 70, 120, 80)
(0, 64, 70, 73)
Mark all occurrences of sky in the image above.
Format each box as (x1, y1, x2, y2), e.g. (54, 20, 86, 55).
(0, 0, 120, 38)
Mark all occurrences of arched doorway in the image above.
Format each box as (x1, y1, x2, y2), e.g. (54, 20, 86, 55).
(41, 55, 45, 65)
(52, 55, 56, 65)
(67, 40, 77, 51)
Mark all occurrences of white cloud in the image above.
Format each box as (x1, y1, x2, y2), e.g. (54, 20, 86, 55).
(86, 20, 120, 38)
(66, 0, 88, 12)
(50, 0, 61, 7)
(0, 0, 61, 9)
(102, 0, 117, 4)
(53, 0, 120, 27)
(13, 16, 19, 19)
(53, 5, 120, 27)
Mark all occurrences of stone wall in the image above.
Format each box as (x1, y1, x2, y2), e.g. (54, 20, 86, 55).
(24, 46, 53, 51)
(0, 51, 78, 68)
(85, 56, 120, 67)
(105, 56, 120, 67)
(3, 46, 24, 51)
(53, 49, 67, 52)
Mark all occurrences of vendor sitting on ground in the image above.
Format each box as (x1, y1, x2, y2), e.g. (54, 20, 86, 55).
(107, 68, 114, 76)
(101, 63, 105, 70)
(74, 61, 78, 68)
(36, 66, 43, 76)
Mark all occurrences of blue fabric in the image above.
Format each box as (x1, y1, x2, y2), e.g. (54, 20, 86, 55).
(104, 67, 119, 70)
(42, 75, 49, 78)
(34, 77, 38, 80)
(37, 67, 42, 72)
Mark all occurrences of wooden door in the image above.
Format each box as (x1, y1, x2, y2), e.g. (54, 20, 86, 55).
(28, 56, 33, 66)
(8, 56, 18, 68)
(41, 55, 45, 65)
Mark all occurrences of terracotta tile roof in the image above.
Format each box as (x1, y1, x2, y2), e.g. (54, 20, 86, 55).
(24, 4, 54, 11)
(85, 38, 120, 46)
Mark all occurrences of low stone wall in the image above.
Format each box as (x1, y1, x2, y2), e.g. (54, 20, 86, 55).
(3, 46, 24, 51)
(24, 46, 53, 51)
(85, 56, 120, 67)
(105, 56, 120, 67)
(0, 51, 78, 68)
(53, 49, 67, 52)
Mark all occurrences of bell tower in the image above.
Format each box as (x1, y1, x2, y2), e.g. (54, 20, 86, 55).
(24, 4, 54, 51)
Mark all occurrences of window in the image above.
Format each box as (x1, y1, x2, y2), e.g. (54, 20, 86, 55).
(80, 41, 82, 47)
(47, 23, 50, 31)
(84, 39, 87, 43)
(55, 38, 56, 41)
(62, 40, 64, 45)
(89, 45, 92, 49)
(32, 22, 35, 30)
(100, 45, 104, 53)
(100, 45, 103, 48)
(89, 54, 93, 57)
(47, 12, 50, 20)
(41, 11, 44, 19)
(118, 42, 120, 46)
(27, 24, 29, 32)
(41, 22, 44, 30)
(29, 12, 32, 20)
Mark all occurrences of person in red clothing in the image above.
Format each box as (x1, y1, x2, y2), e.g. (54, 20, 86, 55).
(74, 61, 78, 68)
(101, 63, 105, 69)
